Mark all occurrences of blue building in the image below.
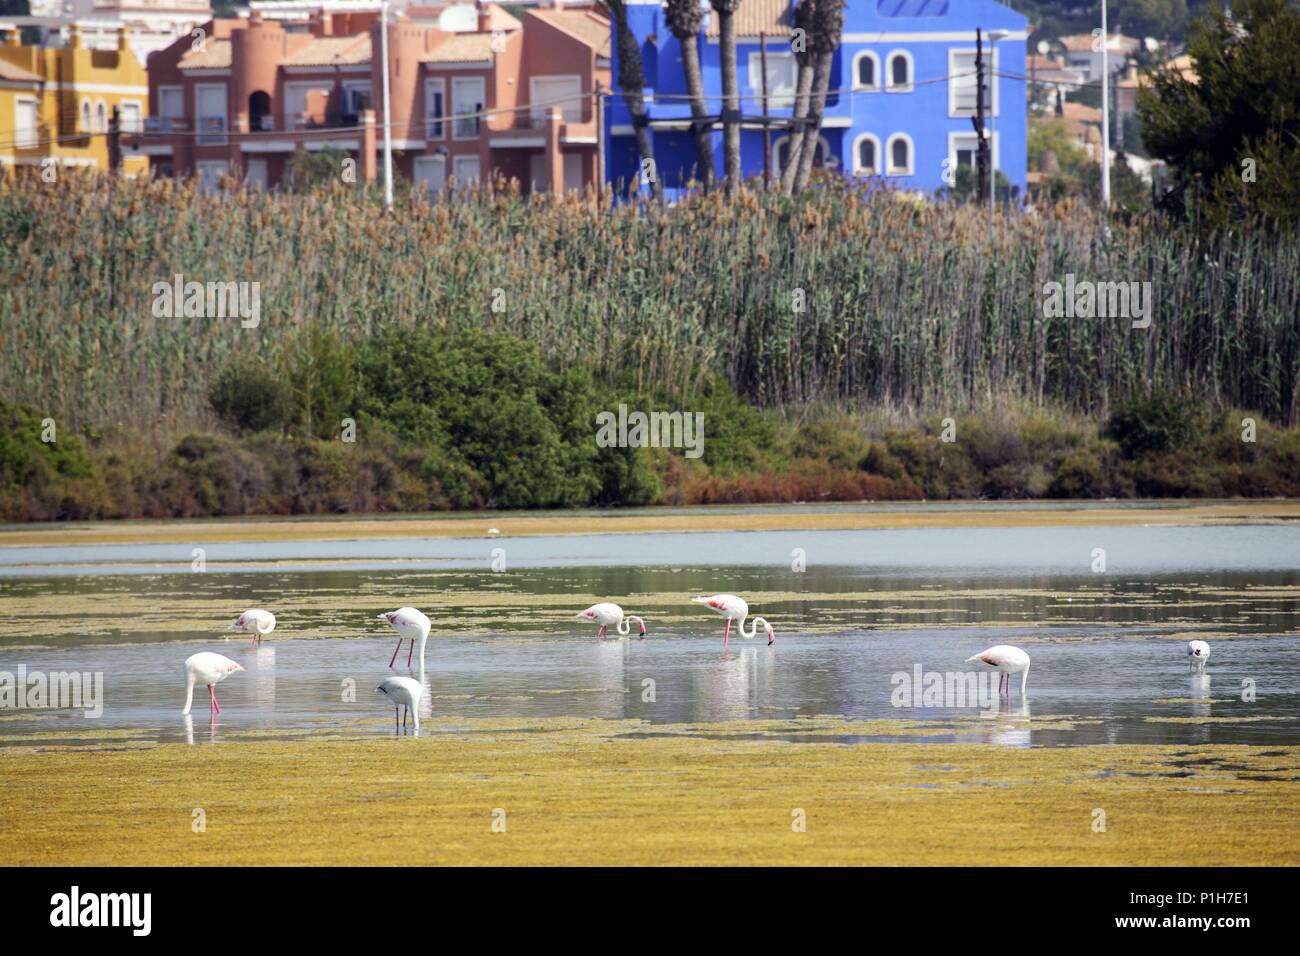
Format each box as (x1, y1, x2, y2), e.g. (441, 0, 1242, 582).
(607, 0, 1028, 198)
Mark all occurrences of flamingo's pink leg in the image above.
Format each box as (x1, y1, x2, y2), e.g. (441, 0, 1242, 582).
(208, 684, 221, 715)
(724, 618, 731, 648)
(406, 639, 414, 669)
(389, 637, 403, 669)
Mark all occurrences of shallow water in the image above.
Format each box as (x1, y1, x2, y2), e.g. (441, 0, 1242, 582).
(1, 520, 1297, 747)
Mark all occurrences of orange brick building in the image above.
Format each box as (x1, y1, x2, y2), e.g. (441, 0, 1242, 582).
(133, 2, 610, 193)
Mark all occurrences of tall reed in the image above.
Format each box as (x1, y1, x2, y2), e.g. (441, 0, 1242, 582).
(1, 172, 1296, 433)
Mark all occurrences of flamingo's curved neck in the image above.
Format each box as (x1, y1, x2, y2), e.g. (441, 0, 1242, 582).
(616, 615, 645, 636)
(182, 674, 195, 715)
(1021, 664, 1030, 697)
(256, 618, 273, 635)
(739, 615, 770, 639)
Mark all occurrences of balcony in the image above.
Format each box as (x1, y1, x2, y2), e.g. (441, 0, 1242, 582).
(196, 116, 227, 145)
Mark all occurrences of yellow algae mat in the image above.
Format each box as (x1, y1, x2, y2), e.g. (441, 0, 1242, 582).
(1, 718, 1297, 866)
(0, 500, 1295, 547)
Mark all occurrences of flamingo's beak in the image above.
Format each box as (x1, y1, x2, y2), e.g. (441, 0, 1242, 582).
(689, 596, 707, 605)
(377, 613, 391, 622)
(233, 663, 245, 672)
(574, 612, 590, 621)
(229, 619, 241, 630)
(767, 630, 775, 646)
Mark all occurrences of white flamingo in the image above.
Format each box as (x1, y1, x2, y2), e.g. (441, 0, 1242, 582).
(230, 608, 275, 645)
(690, 594, 775, 647)
(182, 652, 244, 716)
(966, 645, 1031, 700)
(377, 676, 423, 733)
(576, 602, 646, 640)
(378, 607, 431, 670)
(1188, 640, 1211, 672)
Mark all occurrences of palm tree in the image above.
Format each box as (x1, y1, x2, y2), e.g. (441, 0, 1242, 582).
(780, 0, 818, 195)
(792, 0, 844, 193)
(608, 0, 661, 199)
(710, 0, 744, 194)
(665, 0, 715, 190)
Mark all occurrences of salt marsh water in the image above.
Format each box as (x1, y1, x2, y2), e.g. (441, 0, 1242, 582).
(1, 512, 1297, 748)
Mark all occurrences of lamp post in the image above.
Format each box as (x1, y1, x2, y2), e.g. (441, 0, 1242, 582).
(986, 29, 1009, 217)
(381, 0, 393, 208)
(1100, 0, 1111, 208)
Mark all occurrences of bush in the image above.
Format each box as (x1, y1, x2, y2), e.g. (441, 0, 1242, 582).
(1106, 393, 1207, 458)
(209, 362, 293, 434)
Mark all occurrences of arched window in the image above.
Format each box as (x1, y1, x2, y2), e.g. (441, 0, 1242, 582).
(95, 101, 107, 133)
(774, 134, 829, 181)
(853, 134, 880, 175)
(80, 99, 91, 133)
(886, 51, 913, 91)
(249, 90, 272, 131)
(853, 51, 879, 90)
(886, 133, 914, 175)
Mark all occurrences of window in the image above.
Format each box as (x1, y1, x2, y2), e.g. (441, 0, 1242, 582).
(886, 133, 913, 175)
(852, 134, 880, 175)
(119, 101, 142, 133)
(342, 81, 370, 117)
(452, 77, 485, 139)
(773, 134, 827, 180)
(853, 51, 879, 90)
(15, 98, 38, 149)
(951, 133, 979, 173)
(425, 79, 445, 138)
(886, 51, 912, 91)
(285, 82, 331, 128)
(95, 101, 107, 133)
(196, 160, 228, 193)
(80, 98, 91, 133)
(158, 86, 184, 130)
(748, 52, 797, 109)
(245, 159, 268, 189)
(949, 49, 997, 117)
(453, 154, 480, 183)
(195, 84, 228, 144)
(530, 75, 583, 124)
(414, 155, 447, 195)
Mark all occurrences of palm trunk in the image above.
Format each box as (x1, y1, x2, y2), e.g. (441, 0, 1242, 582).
(718, 10, 742, 194)
(679, 34, 715, 191)
(610, 2, 661, 200)
(780, 61, 815, 194)
(792, 51, 832, 193)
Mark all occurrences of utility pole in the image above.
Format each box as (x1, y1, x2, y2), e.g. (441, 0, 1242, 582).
(108, 105, 121, 175)
(1100, 0, 1111, 208)
(760, 32, 771, 190)
(595, 81, 605, 197)
(972, 28, 989, 206)
(381, 0, 394, 208)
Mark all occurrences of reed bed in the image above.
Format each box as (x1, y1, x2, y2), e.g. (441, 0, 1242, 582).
(2, 171, 1297, 433)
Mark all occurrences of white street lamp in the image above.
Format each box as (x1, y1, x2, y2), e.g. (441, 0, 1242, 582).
(987, 29, 1009, 215)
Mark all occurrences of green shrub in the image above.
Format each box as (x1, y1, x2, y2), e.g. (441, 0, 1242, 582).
(1106, 393, 1207, 458)
(209, 363, 294, 434)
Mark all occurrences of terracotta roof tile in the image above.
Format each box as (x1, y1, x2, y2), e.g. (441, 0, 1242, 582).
(423, 32, 496, 63)
(705, 0, 792, 38)
(178, 38, 232, 70)
(282, 35, 372, 67)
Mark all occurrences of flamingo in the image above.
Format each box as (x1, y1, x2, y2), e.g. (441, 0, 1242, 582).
(182, 652, 244, 716)
(1188, 640, 1211, 672)
(229, 608, 275, 645)
(575, 603, 646, 640)
(690, 594, 775, 647)
(377, 676, 423, 733)
(378, 607, 431, 670)
(965, 645, 1031, 700)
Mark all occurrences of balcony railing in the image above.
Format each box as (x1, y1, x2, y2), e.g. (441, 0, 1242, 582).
(196, 115, 226, 145)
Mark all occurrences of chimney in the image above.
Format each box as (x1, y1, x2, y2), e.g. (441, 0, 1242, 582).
(117, 28, 130, 53)
(478, 2, 492, 33)
(68, 25, 83, 49)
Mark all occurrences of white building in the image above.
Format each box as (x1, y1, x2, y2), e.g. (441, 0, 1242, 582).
(7, 0, 212, 64)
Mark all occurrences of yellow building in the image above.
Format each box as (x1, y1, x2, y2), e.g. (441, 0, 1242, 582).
(0, 27, 149, 176)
